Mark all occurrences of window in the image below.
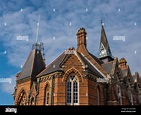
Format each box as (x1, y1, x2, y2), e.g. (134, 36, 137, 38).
(66, 75, 79, 105)
(19, 92, 27, 105)
(97, 88, 100, 105)
(45, 84, 50, 105)
(116, 85, 122, 105)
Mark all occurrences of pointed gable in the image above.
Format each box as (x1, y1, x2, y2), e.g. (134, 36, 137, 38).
(38, 27, 113, 79)
(17, 49, 45, 81)
(37, 47, 84, 77)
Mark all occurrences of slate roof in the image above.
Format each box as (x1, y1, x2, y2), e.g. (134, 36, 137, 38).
(37, 49, 106, 78)
(89, 52, 103, 65)
(102, 61, 113, 74)
(77, 52, 104, 78)
(99, 25, 113, 59)
(100, 25, 111, 52)
(17, 49, 45, 81)
(37, 52, 66, 77)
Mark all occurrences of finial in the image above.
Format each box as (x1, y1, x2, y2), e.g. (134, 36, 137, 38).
(36, 15, 40, 43)
(100, 19, 104, 26)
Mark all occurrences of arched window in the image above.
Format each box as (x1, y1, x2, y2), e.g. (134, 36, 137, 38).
(66, 74, 79, 105)
(18, 90, 27, 105)
(97, 88, 100, 105)
(45, 84, 50, 105)
(116, 85, 122, 105)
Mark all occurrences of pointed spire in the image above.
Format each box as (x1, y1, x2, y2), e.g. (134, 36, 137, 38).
(98, 21, 113, 62)
(36, 15, 40, 43)
(31, 15, 45, 61)
(32, 15, 41, 51)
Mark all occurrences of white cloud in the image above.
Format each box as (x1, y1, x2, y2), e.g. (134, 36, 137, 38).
(1, 75, 16, 94)
(0, 0, 141, 77)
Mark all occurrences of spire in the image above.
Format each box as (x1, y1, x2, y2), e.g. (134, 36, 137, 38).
(98, 21, 113, 62)
(32, 15, 41, 51)
(32, 15, 45, 61)
(36, 15, 40, 43)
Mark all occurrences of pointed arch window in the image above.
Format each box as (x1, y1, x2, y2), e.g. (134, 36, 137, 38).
(66, 74, 79, 105)
(18, 90, 27, 105)
(45, 84, 50, 106)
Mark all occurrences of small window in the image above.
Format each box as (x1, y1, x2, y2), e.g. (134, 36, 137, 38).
(45, 84, 50, 105)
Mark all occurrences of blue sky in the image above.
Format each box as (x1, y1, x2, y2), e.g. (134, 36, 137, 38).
(0, 0, 141, 105)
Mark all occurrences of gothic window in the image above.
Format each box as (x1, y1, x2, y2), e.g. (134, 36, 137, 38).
(18, 91, 27, 105)
(66, 74, 79, 105)
(45, 84, 50, 105)
(116, 85, 122, 105)
(97, 88, 100, 105)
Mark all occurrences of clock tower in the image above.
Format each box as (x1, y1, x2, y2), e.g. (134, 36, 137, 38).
(98, 23, 114, 62)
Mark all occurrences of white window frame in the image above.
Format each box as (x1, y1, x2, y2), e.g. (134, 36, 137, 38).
(66, 75, 79, 105)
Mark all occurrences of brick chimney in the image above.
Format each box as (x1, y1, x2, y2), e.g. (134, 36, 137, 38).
(119, 58, 127, 69)
(76, 27, 87, 52)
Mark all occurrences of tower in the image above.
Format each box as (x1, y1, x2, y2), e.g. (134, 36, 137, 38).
(13, 16, 46, 105)
(98, 22, 114, 62)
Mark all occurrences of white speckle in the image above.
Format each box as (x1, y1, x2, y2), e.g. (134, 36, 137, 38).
(118, 8, 120, 12)
(20, 65, 23, 68)
(4, 22, 6, 26)
(0, 51, 7, 55)
(134, 22, 137, 26)
(4, 51, 6, 54)
(69, 22, 72, 26)
(53, 8, 55, 12)
(135, 50, 137, 54)
(102, 22, 104, 26)
(86, 8, 88, 12)
(53, 37, 55, 40)
(86, 37, 88, 40)
(37, 22, 39, 26)
(21, 9, 23, 12)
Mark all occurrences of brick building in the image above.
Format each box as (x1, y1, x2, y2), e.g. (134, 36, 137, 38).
(13, 24, 140, 105)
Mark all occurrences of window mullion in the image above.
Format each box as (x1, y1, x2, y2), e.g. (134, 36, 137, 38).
(71, 81, 73, 105)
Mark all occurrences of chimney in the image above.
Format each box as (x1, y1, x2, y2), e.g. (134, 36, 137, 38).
(119, 58, 127, 69)
(76, 27, 87, 49)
